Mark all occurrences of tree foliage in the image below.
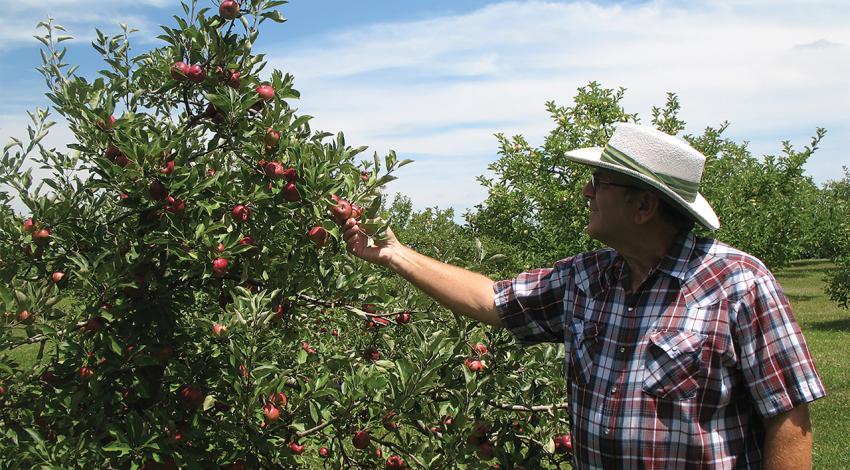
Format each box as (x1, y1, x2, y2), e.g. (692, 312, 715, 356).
(468, 83, 841, 273)
(0, 3, 574, 468)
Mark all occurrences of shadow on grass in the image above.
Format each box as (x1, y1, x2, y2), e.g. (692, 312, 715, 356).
(808, 318, 850, 332)
(788, 294, 816, 302)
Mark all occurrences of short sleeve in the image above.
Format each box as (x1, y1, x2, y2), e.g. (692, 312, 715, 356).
(493, 258, 574, 346)
(734, 271, 826, 418)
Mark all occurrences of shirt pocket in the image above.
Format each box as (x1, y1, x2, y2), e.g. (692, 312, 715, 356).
(642, 329, 707, 401)
(569, 319, 601, 384)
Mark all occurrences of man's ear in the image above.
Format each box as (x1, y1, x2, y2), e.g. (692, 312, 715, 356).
(631, 190, 661, 225)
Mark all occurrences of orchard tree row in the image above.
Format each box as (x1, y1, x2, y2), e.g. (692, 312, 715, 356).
(0, 2, 573, 469)
(466, 83, 849, 306)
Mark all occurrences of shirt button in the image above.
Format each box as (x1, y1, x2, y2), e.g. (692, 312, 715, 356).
(604, 428, 611, 435)
(627, 307, 634, 312)
(618, 346, 626, 354)
(610, 387, 618, 395)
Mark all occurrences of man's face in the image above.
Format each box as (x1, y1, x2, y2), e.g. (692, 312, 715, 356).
(581, 170, 641, 246)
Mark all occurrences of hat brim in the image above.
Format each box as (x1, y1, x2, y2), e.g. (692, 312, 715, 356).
(564, 147, 720, 231)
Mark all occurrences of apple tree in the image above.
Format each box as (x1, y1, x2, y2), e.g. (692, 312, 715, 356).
(0, 2, 574, 468)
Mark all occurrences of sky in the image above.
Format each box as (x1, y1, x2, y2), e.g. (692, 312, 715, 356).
(1, 0, 848, 219)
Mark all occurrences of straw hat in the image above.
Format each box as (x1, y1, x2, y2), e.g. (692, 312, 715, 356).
(564, 122, 720, 230)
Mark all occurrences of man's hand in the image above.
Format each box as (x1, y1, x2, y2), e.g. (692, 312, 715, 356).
(340, 217, 501, 326)
(341, 218, 399, 267)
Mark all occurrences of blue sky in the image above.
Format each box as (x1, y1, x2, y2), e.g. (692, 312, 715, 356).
(1, 0, 848, 217)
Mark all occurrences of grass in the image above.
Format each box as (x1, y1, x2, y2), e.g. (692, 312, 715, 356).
(775, 259, 849, 468)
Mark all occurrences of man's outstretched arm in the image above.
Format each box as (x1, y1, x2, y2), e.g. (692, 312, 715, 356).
(341, 219, 502, 327)
(762, 403, 814, 469)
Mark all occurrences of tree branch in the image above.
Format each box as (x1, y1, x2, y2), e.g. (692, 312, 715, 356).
(487, 401, 570, 413)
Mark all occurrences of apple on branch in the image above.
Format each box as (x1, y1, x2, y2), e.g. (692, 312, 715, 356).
(212, 257, 229, 277)
(352, 430, 371, 449)
(170, 61, 190, 81)
(187, 64, 206, 83)
(256, 84, 275, 102)
(219, 0, 241, 20)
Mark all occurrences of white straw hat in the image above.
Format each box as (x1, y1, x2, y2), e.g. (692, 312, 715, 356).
(564, 123, 720, 230)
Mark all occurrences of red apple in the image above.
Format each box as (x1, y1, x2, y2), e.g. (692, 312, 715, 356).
(256, 84, 275, 102)
(219, 0, 241, 19)
(553, 433, 572, 454)
(352, 430, 371, 449)
(264, 161, 286, 179)
(307, 226, 328, 246)
(473, 343, 489, 355)
(149, 180, 167, 201)
(465, 358, 484, 372)
(263, 402, 280, 422)
(18, 310, 33, 323)
(170, 61, 191, 81)
(396, 311, 411, 324)
(363, 346, 381, 362)
(351, 203, 363, 219)
(331, 198, 352, 224)
(165, 196, 185, 214)
(82, 317, 105, 333)
(0, 385, 5, 396)
(78, 366, 94, 379)
(51, 271, 65, 284)
(272, 303, 287, 321)
(282, 182, 301, 202)
(265, 128, 281, 147)
(32, 228, 50, 245)
(212, 257, 229, 277)
(23, 218, 35, 232)
(386, 455, 405, 470)
(179, 385, 204, 408)
(97, 115, 116, 131)
(161, 160, 175, 175)
(382, 410, 400, 431)
(114, 154, 131, 167)
(217, 242, 226, 253)
(227, 70, 241, 89)
(187, 64, 206, 83)
(105, 144, 123, 162)
(477, 442, 494, 459)
(231, 204, 250, 222)
(212, 323, 227, 337)
(319, 446, 330, 458)
(282, 167, 297, 182)
(272, 391, 288, 408)
(239, 236, 255, 246)
(289, 442, 305, 455)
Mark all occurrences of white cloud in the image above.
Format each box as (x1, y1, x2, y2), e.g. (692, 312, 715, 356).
(2, 0, 848, 216)
(0, 0, 170, 49)
(266, 0, 850, 212)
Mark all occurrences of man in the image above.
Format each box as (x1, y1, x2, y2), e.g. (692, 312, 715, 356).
(341, 123, 825, 469)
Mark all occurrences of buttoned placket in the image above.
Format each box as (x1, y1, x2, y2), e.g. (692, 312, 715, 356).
(601, 289, 644, 445)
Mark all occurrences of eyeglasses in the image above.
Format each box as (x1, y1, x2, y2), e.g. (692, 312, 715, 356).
(589, 173, 638, 194)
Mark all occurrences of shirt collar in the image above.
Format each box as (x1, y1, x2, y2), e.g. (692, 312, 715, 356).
(603, 231, 696, 286)
(654, 231, 696, 281)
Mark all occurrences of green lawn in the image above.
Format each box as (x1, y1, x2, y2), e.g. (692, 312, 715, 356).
(775, 259, 849, 468)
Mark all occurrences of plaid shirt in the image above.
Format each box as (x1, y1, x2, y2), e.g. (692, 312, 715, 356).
(494, 232, 825, 469)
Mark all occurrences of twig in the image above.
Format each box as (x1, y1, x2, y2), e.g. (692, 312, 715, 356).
(487, 401, 570, 413)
